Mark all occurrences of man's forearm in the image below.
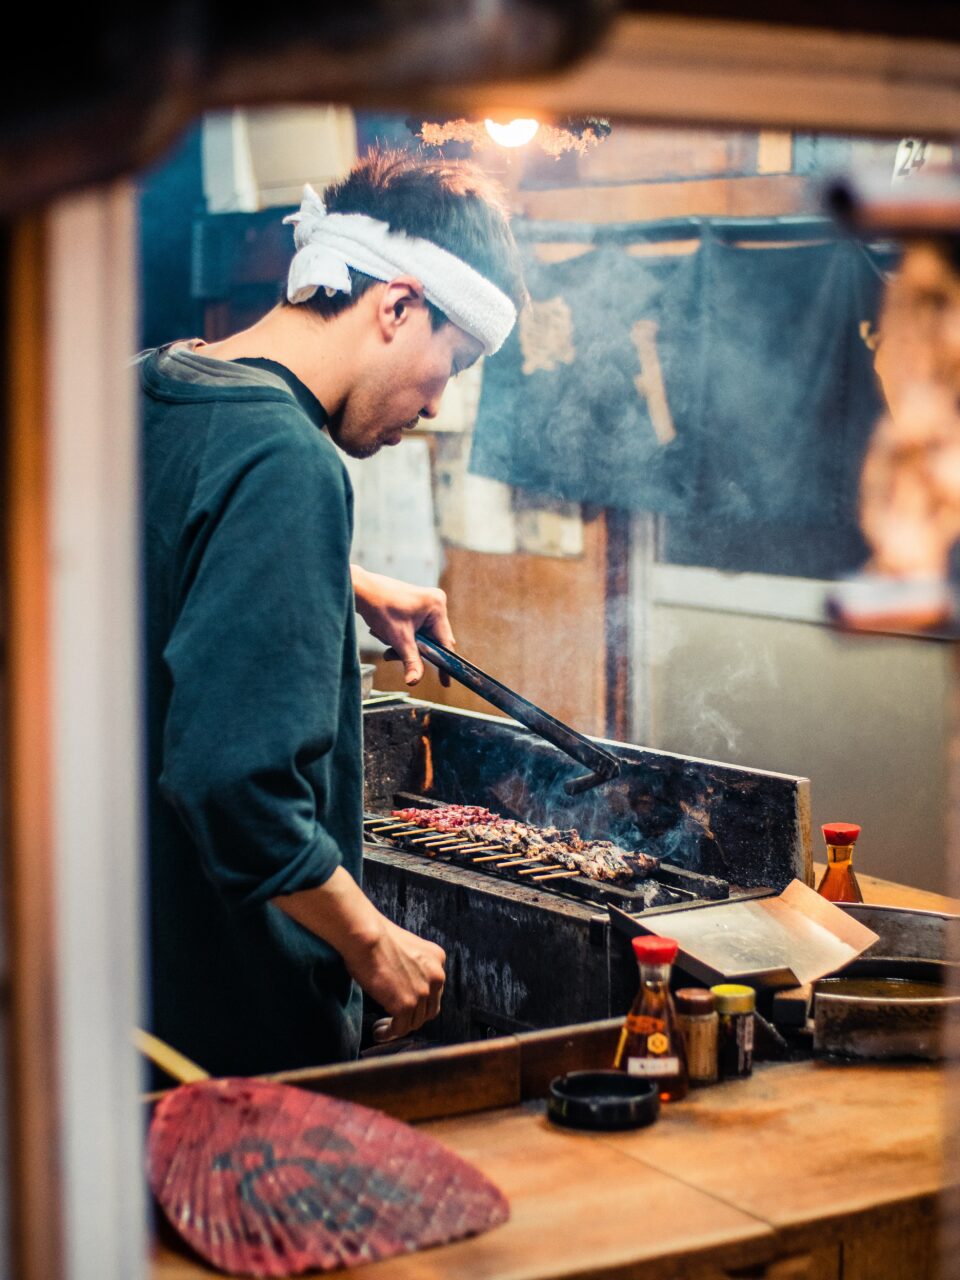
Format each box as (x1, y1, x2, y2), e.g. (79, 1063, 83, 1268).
(350, 563, 372, 600)
(273, 866, 447, 1043)
(273, 865, 383, 954)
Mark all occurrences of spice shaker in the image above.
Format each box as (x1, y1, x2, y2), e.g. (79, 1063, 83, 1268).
(710, 983, 756, 1079)
(675, 988, 718, 1085)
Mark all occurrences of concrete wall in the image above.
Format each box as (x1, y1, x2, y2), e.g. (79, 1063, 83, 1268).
(648, 601, 951, 893)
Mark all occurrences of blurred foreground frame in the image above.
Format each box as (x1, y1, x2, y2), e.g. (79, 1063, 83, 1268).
(5, 0, 960, 215)
(825, 172, 960, 638)
(0, 0, 619, 215)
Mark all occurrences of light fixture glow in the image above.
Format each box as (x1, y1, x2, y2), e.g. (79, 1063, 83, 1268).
(483, 118, 540, 149)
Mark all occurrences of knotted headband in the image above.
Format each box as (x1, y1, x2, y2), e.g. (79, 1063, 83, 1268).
(283, 184, 517, 356)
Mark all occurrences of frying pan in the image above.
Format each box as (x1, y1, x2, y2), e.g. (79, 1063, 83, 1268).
(415, 631, 621, 795)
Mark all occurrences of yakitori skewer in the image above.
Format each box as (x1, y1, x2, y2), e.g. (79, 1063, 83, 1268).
(531, 870, 581, 881)
(409, 833, 451, 845)
(497, 858, 545, 869)
(473, 852, 524, 863)
(517, 864, 566, 876)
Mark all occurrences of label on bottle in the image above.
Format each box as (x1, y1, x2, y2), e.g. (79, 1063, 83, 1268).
(627, 1057, 680, 1077)
(647, 1032, 670, 1055)
(626, 1014, 664, 1036)
(718, 1012, 754, 1078)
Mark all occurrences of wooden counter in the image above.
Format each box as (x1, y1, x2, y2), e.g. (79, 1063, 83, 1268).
(153, 876, 957, 1280)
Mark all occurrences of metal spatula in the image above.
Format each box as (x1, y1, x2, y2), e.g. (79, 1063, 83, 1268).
(415, 631, 621, 795)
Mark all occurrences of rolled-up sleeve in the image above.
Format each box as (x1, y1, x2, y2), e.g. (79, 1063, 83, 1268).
(159, 416, 353, 910)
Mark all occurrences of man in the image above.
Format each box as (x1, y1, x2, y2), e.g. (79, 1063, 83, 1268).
(140, 150, 526, 1076)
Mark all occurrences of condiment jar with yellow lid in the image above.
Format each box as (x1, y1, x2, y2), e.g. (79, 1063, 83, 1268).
(710, 983, 755, 1079)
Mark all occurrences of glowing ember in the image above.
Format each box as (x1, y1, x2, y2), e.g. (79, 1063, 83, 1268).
(416, 117, 609, 157)
(484, 118, 540, 148)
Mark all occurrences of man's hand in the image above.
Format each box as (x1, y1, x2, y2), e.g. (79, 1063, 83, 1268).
(351, 565, 453, 686)
(274, 866, 446, 1042)
(345, 917, 446, 1043)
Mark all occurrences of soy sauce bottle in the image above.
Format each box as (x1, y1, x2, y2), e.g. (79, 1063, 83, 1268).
(613, 935, 689, 1102)
(816, 822, 864, 904)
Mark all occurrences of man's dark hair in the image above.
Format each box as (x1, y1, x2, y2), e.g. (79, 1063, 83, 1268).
(283, 149, 526, 329)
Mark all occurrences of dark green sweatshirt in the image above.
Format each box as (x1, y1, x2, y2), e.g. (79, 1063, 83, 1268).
(139, 344, 363, 1077)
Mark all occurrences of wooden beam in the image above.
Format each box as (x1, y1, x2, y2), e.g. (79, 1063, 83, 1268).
(521, 174, 810, 224)
(2, 217, 64, 1280)
(414, 13, 960, 138)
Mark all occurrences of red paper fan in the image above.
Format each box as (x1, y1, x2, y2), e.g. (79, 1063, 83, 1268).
(148, 1077, 509, 1276)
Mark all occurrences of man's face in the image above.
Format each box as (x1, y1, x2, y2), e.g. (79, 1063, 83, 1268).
(328, 301, 484, 460)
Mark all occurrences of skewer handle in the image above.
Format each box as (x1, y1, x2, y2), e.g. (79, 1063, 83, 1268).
(517, 864, 565, 876)
(473, 851, 519, 862)
(531, 870, 581, 881)
(134, 1028, 210, 1084)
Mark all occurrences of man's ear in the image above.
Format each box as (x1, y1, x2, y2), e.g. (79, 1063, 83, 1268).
(377, 277, 427, 340)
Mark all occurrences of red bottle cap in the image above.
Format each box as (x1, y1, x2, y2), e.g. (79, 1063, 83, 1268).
(822, 822, 861, 845)
(632, 935, 679, 964)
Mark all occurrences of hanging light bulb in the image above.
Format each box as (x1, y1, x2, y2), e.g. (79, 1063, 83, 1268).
(483, 117, 540, 148)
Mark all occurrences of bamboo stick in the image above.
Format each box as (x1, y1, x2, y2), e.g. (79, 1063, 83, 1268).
(473, 851, 521, 863)
(409, 833, 447, 844)
(531, 870, 581, 881)
(517, 864, 562, 876)
(498, 858, 544, 869)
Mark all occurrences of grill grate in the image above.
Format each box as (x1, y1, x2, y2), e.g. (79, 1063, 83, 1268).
(362, 800, 731, 912)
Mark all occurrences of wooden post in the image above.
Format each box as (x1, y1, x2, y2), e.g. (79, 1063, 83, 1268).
(1, 188, 147, 1280)
(2, 216, 63, 1280)
(942, 646, 960, 1273)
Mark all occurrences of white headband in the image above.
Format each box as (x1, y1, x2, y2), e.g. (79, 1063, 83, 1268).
(283, 184, 517, 357)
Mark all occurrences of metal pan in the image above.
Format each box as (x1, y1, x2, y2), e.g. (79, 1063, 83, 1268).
(813, 957, 960, 1060)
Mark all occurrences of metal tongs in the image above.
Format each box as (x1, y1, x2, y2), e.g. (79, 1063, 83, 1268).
(415, 631, 621, 795)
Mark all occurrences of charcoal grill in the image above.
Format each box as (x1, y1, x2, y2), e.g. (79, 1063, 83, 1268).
(362, 795, 732, 913)
(361, 698, 811, 1045)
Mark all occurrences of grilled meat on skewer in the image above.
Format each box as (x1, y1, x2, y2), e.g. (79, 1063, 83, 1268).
(391, 805, 503, 832)
(388, 806, 657, 882)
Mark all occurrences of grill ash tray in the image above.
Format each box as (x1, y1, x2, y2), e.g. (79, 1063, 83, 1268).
(362, 809, 730, 912)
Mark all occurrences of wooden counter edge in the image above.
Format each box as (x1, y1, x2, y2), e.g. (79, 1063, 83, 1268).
(812, 863, 960, 915)
(143, 1018, 626, 1123)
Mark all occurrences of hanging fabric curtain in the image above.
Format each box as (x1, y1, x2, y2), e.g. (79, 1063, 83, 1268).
(469, 221, 886, 531)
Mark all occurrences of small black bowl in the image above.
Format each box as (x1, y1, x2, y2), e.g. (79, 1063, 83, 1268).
(547, 1070, 661, 1131)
